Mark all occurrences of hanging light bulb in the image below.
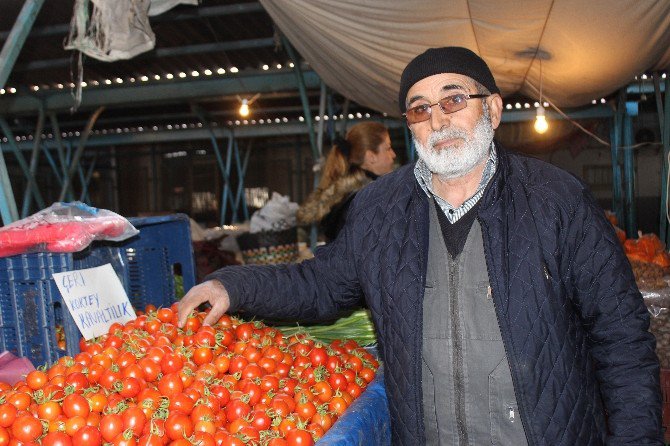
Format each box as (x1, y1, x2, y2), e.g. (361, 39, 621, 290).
(237, 93, 261, 117)
(534, 60, 549, 134)
(534, 106, 548, 134)
(239, 99, 250, 117)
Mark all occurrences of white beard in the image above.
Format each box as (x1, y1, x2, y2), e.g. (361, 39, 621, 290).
(413, 107, 494, 179)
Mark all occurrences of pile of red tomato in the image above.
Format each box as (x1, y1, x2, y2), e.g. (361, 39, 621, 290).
(0, 304, 379, 446)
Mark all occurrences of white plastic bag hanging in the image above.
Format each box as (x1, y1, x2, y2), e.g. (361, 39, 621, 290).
(249, 192, 299, 233)
(64, 0, 156, 62)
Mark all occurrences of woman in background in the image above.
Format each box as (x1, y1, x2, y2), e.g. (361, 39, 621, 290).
(297, 121, 396, 241)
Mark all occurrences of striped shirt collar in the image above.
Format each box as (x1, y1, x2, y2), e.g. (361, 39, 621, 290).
(414, 143, 498, 223)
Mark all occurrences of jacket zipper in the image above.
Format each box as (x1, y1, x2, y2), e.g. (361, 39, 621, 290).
(478, 216, 534, 446)
(449, 254, 469, 445)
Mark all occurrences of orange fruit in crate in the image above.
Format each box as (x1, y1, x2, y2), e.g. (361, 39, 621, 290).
(653, 251, 670, 268)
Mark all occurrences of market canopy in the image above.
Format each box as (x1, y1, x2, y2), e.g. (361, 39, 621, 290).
(261, 0, 670, 117)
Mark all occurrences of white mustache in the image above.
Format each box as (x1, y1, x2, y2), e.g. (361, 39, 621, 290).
(427, 128, 469, 149)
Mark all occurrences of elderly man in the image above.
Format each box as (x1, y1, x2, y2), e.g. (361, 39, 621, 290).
(179, 47, 662, 445)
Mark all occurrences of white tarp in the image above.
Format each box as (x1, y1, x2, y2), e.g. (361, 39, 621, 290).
(261, 0, 670, 116)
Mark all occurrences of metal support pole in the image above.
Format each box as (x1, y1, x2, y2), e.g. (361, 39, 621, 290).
(339, 99, 350, 136)
(79, 152, 97, 202)
(77, 164, 87, 202)
(657, 75, 670, 243)
(610, 96, 624, 229)
(58, 106, 104, 201)
(663, 77, 670, 243)
(316, 81, 326, 159)
(193, 106, 236, 224)
(222, 136, 235, 223)
(295, 136, 303, 203)
(0, 0, 45, 89)
(327, 92, 335, 142)
(41, 145, 63, 185)
(0, 118, 44, 208)
(622, 111, 637, 237)
(233, 140, 251, 222)
(283, 36, 319, 160)
(63, 141, 73, 201)
(48, 112, 68, 179)
(0, 141, 19, 224)
(21, 108, 45, 216)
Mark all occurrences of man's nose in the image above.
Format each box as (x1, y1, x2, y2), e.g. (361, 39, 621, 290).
(429, 103, 451, 131)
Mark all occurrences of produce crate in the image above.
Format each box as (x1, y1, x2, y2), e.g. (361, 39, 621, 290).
(0, 214, 195, 367)
(318, 365, 390, 445)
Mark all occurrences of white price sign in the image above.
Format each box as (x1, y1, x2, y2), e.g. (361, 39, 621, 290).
(53, 264, 136, 340)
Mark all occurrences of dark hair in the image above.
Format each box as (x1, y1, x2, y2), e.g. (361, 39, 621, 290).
(319, 122, 388, 190)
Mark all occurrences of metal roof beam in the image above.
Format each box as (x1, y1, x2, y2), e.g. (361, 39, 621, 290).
(14, 37, 275, 72)
(0, 2, 264, 41)
(0, 0, 45, 89)
(6, 119, 405, 150)
(0, 70, 321, 115)
(49, 105, 317, 129)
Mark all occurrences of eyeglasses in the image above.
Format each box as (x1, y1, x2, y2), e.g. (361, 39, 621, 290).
(403, 93, 489, 124)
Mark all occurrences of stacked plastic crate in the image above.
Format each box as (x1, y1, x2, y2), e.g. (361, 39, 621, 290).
(0, 214, 196, 366)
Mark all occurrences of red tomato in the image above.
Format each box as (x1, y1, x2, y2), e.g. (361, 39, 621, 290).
(328, 373, 347, 392)
(286, 429, 315, 446)
(62, 393, 90, 418)
(41, 431, 72, 446)
(99, 413, 124, 442)
(7, 392, 31, 411)
(160, 353, 183, 374)
(0, 403, 17, 427)
(72, 425, 102, 446)
(37, 401, 62, 421)
(156, 308, 174, 323)
(359, 367, 375, 383)
(119, 377, 142, 399)
(165, 412, 193, 441)
(11, 414, 43, 442)
(192, 347, 213, 366)
(137, 358, 161, 382)
(25, 370, 48, 391)
(122, 406, 146, 437)
(157, 373, 183, 397)
(225, 399, 250, 423)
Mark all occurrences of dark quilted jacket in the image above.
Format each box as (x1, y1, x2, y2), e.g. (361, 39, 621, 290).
(210, 147, 663, 445)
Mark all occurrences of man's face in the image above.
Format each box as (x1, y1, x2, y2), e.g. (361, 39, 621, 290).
(406, 73, 502, 178)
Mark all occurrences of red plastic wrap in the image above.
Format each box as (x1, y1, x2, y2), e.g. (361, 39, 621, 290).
(0, 202, 138, 257)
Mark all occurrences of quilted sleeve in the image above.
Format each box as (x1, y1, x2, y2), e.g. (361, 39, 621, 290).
(204, 219, 364, 323)
(567, 190, 663, 444)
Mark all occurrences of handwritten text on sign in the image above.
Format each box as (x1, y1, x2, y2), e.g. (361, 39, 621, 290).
(53, 264, 136, 340)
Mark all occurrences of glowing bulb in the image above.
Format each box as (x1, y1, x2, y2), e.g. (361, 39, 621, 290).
(239, 99, 250, 117)
(534, 106, 549, 134)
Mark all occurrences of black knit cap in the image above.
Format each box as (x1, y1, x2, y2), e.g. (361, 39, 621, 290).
(398, 47, 500, 113)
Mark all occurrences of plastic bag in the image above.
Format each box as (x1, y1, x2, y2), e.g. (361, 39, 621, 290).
(249, 192, 299, 233)
(642, 284, 670, 368)
(0, 351, 35, 385)
(0, 202, 139, 258)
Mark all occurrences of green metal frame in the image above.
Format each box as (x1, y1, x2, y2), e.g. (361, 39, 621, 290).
(58, 106, 105, 201)
(0, 0, 45, 89)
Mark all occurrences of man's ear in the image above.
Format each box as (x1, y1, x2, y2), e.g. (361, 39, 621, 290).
(487, 94, 503, 130)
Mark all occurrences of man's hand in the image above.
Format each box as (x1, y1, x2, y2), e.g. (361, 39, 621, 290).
(177, 280, 231, 327)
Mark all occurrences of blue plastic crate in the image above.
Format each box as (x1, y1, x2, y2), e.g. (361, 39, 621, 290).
(318, 359, 390, 445)
(0, 214, 196, 366)
(0, 253, 74, 367)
